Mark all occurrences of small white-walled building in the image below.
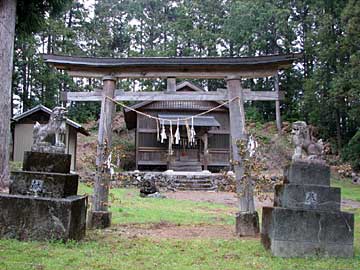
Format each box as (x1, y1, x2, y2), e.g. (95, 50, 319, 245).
(11, 105, 89, 171)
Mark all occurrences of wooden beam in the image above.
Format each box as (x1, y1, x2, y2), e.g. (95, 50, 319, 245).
(66, 69, 279, 79)
(61, 89, 284, 102)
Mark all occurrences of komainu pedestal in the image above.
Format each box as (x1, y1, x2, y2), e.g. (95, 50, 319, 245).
(261, 161, 354, 257)
(0, 151, 87, 241)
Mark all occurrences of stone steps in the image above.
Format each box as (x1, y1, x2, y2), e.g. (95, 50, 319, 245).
(174, 177, 216, 191)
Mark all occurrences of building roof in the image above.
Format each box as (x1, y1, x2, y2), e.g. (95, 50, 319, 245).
(124, 81, 228, 130)
(12, 105, 90, 136)
(158, 114, 220, 127)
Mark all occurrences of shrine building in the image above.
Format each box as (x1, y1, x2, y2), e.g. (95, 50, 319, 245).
(124, 81, 230, 172)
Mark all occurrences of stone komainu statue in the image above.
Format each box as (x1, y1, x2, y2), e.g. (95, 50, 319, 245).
(291, 121, 324, 162)
(32, 107, 67, 153)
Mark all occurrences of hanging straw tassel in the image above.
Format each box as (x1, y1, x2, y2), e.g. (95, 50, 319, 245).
(175, 118, 180, 144)
(160, 120, 167, 143)
(169, 120, 174, 144)
(185, 119, 191, 142)
(190, 117, 196, 145)
(156, 119, 160, 141)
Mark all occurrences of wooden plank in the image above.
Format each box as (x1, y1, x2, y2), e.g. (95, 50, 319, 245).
(167, 78, 176, 92)
(62, 89, 284, 102)
(138, 128, 157, 133)
(138, 160, 167, 165)
(227, 76, 255, 213)
(138, 147, 167, 152)
(208, 130, 230, 135)
(135, 116, 139, 170)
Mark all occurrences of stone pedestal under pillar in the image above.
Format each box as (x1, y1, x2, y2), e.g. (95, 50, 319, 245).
(88, 211, 112, 229)
(235, 211, 259, 236)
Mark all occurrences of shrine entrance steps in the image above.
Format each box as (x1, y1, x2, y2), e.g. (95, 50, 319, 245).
(174, 177, 216, 191)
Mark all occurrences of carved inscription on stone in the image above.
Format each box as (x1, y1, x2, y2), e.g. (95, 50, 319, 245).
(29, 179, 44, 196)
(304, 191, 318, 207)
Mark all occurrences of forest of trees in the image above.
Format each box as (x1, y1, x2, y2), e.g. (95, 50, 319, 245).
(11, 0, 360, 168)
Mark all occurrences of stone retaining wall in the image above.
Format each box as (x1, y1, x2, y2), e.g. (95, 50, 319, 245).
(111, 171, 236, 192)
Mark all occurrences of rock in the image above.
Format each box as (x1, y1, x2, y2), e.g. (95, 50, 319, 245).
(143, 192, 166, 199)
(352, 173, 360, 185)
(139, 176, 158, 197)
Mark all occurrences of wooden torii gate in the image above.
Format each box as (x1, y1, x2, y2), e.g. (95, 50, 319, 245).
(44, 53, 301, 234)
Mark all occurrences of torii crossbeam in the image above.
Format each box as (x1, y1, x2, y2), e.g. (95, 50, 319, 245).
(43, 53, 301, 234)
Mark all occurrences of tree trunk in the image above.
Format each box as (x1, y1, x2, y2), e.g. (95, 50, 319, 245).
(335, 108, 342, 152)
(0, 0, 17, 189)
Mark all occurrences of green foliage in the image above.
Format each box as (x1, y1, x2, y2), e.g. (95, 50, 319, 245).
(9, 161, 22, 171)
(342, 130, 360, 172)
(67, 102, 100, 123)
(245, 107, 264, 123)
(331, 178, 360, 202)
(16, 0, 72, 36)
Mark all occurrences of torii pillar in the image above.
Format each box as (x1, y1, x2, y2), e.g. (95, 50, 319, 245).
(88, 75, 116, 229)
(227, 76, 259, 236)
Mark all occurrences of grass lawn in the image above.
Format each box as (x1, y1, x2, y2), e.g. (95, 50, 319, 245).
(0, 182, 359, 270)
(332, 178, 360, 202)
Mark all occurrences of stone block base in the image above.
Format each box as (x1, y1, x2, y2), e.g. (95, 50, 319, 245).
(284, 161, 330, 186)
(274, 184, 341, 211)
(10, 171, 78, 198)
(88, 211, 112, 229)
(0, 194, 87, 241)
(235, 211, 259, 236)
(261, 207, 354, 257)
(23, 151, 71, 173)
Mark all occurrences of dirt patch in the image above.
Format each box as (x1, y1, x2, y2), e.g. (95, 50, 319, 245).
(106, 222, 252, 240)
(164, 191, 272, 208)
(342, 199, 360, 209)
(164, 190, 360, 210)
